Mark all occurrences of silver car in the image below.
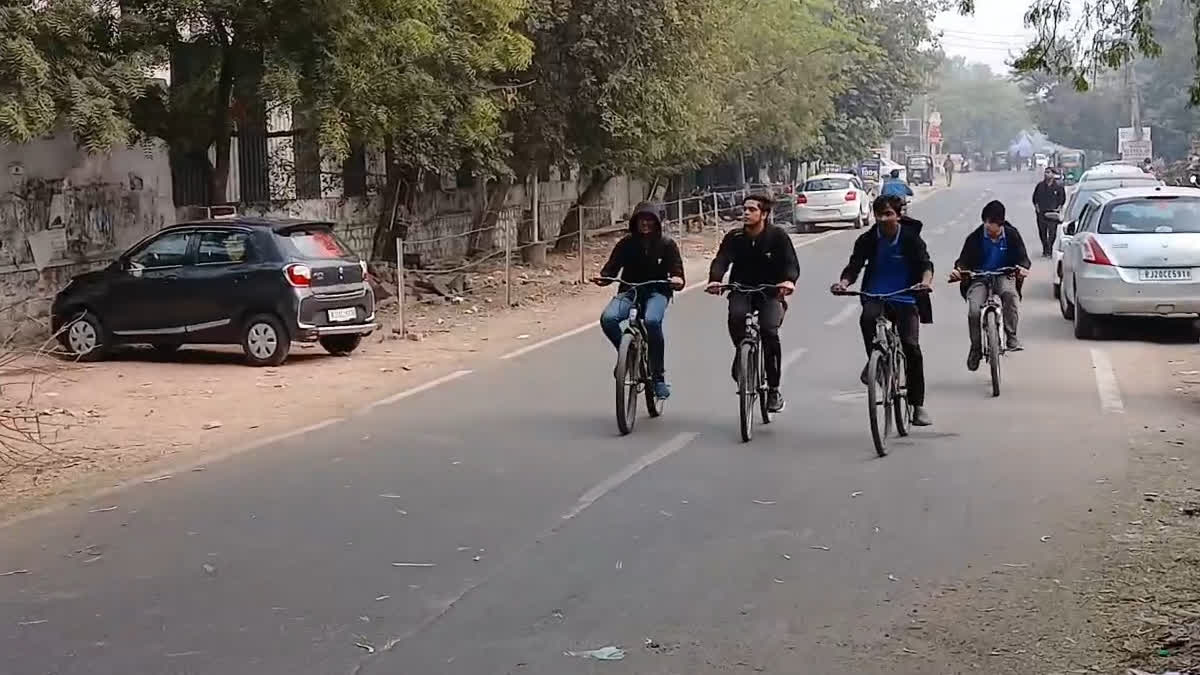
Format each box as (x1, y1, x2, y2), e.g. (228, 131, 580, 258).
(1060, 186, 1200, 339)
(1053, 171, 1162, 298)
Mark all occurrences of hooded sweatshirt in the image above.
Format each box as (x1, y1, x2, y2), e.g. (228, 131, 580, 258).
(599, 201, 685, 296)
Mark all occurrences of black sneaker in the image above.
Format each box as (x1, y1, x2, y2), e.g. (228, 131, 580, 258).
(767, 388, 786, 413)
(1006, 338, 1024, 352)
(967, 348, 982, 372)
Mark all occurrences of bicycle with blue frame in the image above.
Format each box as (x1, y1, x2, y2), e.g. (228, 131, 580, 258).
(593, 277, 672, 435)
(954, 266, 1020, 398)
(714, 283, 781, 443)
(832, 285, 930, 457)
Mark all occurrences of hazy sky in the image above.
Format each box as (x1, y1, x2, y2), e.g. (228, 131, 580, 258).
(934, 2, 1035, 75)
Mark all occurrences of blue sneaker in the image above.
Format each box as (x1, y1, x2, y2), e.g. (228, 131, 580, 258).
(654, 380, 671, 400)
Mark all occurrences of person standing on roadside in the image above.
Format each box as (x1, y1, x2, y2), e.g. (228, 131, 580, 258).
(1032, 167, 1065, 257)
(943, 156, 955, 187)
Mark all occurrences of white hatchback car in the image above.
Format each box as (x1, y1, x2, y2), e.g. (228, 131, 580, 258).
(1059, 186, 1200, 339)
(1052, 169, 1162, 298)
(794, 174, 872, 229)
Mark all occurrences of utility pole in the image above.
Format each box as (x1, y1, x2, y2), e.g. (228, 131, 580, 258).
(1126, 59, 1143, 142)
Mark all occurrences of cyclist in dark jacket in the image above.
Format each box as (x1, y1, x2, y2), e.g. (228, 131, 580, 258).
(596, 202, 685, 399)
(832, 195, 935, 427)
(706, 192, 799, 413)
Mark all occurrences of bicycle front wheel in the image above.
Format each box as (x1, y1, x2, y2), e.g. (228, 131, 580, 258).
(893, 347, 910, 438)
(986, 311, 1001, 397)
(738, 341, 755, 443)
(866, 349, 889, 457)
(644, 346, 663, 418)
(758, 349, 772, 425)
(615, 333, 640, 435)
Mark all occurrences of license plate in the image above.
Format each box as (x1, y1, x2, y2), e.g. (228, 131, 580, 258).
(327, 307, 357, 322)
(1138, 268, 1193, 281)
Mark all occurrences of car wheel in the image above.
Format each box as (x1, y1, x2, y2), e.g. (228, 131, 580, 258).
(1072, 286, 1102, 340)
(320, 334, 363, 356)
(57, 310, 110, 362)
(852, 215, 864, 229)
(1059, 276, 1075, 320)
(1053, 281, 1061, 300)
(242, 314, 291, 367)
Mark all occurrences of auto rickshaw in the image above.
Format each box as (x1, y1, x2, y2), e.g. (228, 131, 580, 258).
(906, 154, 934, 186)
(1056, 149, 1086, 184)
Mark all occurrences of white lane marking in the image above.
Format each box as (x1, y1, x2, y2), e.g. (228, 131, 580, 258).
(1090, 348, 1125, 413)
(825, 302, 858, 327)
(562, 432, 699, 522)
(359, 370, 474, 413)
(781, 348, 809, 375)
(501, 229, 848, 360)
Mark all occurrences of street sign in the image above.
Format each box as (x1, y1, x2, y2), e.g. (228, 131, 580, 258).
(928, 125, 942, 143)
(1118, 126, 1152, 144)
(1122, 139, 1153, 162)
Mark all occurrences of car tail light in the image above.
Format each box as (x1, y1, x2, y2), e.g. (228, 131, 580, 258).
(845, 191, 857, 201)
(1081, 237, 1114, 266)
(796, 194, 808, 205)
(284, 263, 312, 287)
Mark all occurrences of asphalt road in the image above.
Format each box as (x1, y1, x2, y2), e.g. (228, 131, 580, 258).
(0, 171, 1185, 674)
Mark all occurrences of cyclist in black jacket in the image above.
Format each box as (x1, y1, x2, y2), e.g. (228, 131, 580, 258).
(596, 202, 685, 399)
(705, 192, 800, 413)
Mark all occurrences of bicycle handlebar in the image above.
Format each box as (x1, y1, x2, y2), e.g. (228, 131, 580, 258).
(831, 284, 931, 300)
(955, 266, 1021, 279)
(592, 277, 673, 286)
(716, 283, 780, 293)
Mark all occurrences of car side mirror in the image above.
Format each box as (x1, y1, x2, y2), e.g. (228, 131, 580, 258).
(1065, 221, 1077, 236)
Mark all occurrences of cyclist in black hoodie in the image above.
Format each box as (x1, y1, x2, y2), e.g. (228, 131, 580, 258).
(595, 202, 685, 399)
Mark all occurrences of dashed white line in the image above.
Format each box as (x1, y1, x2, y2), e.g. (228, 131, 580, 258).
(562, 432, 700, 522)
(1089, 348, 1125, 413)
(781, 348, 809, 375)
(360, 370, 474, 413)
(825, 303, 858, 327)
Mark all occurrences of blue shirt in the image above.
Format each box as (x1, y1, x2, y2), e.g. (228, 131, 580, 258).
(880, 179, 912, 197)
(866, 229, 915, 304)
(981, 231, 1007, 271)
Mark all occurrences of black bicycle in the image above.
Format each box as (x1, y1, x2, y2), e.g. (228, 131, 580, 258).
(957, 267, 1020, 397)
(594, 278, 671, 435)
(832, 286, 929, 457)
(715, 283, 780, 442)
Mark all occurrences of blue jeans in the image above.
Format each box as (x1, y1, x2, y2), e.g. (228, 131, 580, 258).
(600, 291, 669, 380)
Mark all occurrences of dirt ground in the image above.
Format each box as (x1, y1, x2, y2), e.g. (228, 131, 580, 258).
(837, 359, 1200, 675)
(0, 227, 732, 520)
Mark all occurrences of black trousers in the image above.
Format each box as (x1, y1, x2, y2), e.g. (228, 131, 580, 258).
(1036, 213, 1055, 254)
(859, 301, 925, 407)
(728, 292, 786, 388)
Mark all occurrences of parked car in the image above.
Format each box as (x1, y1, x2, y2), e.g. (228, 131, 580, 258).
(1059, 186, 1200, 339)
(794, 173, 871, 229)
(1052, 168, 1163, 298)
(52, 217, 378, 366)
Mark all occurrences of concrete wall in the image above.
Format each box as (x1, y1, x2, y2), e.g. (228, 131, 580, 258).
(0, 136, 175, 337)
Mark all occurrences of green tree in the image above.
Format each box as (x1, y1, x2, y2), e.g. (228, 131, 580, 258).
(929, 56, 1031, 153)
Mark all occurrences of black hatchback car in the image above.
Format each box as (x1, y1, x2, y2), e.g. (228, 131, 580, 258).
(52, 217, 378, 366)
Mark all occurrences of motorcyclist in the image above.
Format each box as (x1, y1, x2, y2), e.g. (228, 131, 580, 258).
(1031, 167, 1066, 257)
(595, 202, 685, 399)
(880, 169, 914, 199)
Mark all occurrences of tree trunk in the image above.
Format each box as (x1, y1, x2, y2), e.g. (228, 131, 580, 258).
(467, 176, 514, 258)
(208, 26, 235, 206)
(371, 139, 408, 262)
(554, 169, 612, 253)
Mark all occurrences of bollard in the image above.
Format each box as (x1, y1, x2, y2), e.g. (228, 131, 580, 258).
(578, 205, 585, 284)
(504, 222, 513, 307)
(396, 236, 406, 339)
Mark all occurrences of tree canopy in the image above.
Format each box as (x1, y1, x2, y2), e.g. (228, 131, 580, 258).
(927, 56, 1031, 154)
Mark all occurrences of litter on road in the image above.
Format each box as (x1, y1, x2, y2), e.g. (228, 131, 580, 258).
(752, 500, 776, 506)
(0, 569, 30, 577)
(391, 562, 436, 568)
(811, 546, 831, 551)
(565, 646, 625, 661)
(851, 491, 864, 498)
(88, 506, 119, 513)
(144, 475, 173, 484)
(1041, 535, 1053, 543)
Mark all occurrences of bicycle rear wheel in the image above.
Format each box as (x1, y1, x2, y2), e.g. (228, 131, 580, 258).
(738, 341, 755, 443)
(893, 347, 910, 438)
(644, 345, 663, 418)
(758, 346, 772, 425)
(866, 350, 889, 457)
(615, 333, 640, 435)
(986, 311, 1001, 397)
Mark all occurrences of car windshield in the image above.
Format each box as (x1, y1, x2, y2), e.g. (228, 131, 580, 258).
(277, 227, 357, 259)
(1068, 180, 1161, 221)
(908, 157, 930, 167)
(804, 178, 851, 192)
(1100, 197, 1200, 234)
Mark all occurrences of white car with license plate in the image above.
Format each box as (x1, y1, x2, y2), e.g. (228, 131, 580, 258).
(1052, 169, 1163, 298)
(1059, 186, 1200, 339)
(794, 174, 871, 229)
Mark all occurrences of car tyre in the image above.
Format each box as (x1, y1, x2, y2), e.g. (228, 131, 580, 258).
(242, 314, 291, 367)
(57, 310, 110, 362)
(852, 215, 864, 229)
(320, 334, 363, 356)
(1053, 281, 1061, 300)
(1059, 278, 1075, 320)
(1072, 288, 1102, 340)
